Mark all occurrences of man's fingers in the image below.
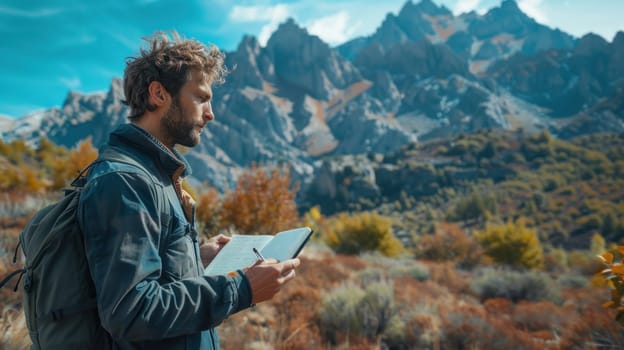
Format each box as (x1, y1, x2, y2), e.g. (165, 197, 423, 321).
(278, 258, 300, 274)
(216, 234, 231, 244)
(278, 268, 296, 284)
(247, 258, 278, 270)
(246, 258, 302, 304)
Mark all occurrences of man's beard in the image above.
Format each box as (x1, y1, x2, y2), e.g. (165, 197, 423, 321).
(161, 97, 201, 147)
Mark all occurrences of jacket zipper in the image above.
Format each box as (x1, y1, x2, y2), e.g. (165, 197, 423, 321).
(189, 206, 217, 348)
(189, 205, 203, 276)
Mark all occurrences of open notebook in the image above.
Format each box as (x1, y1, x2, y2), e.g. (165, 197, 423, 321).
(204, 227, 313, 276)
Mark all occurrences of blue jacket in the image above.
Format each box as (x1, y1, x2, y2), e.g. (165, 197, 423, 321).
(77, 123, 252, 349)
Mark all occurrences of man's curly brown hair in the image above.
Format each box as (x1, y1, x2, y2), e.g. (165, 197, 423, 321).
(123, 31, 227, 120)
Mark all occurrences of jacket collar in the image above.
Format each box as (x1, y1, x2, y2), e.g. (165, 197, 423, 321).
(107, 123, 193, 178)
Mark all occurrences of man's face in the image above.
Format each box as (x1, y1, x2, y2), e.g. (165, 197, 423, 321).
(161, 69, 214, 148)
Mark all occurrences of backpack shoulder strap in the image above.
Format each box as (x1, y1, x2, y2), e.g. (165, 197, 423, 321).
(75, 147, 171, 248)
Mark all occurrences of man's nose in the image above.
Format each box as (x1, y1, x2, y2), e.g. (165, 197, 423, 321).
(203, 105, 214, 121)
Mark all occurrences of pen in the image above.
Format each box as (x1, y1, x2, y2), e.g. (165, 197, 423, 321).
(253, 247, 266, 262)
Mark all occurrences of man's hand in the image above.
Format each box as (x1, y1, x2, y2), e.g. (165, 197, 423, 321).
(244, 258, 300, 304)
(200, 234, 231, 268)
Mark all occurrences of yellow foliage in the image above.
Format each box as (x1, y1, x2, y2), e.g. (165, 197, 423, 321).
(0, 139, 32, 164)
(302, 206, 325, 241)
(50, 138, 98, 189)
(0, 165, 19, 190)
(21, 164, 46, 192)
(323, 211, 402, 257)
(475, 217, 543, 269)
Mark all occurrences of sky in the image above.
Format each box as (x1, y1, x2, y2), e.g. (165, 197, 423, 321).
(1, 0, 623, 119)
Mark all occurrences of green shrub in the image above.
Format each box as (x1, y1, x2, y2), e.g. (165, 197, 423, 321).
(319, 279, 398, 344)
(388, 263, 430, 282)
(558, 273, 589, 288)
(447, 190, 499, 223)
(469, 267, 561, 304)
(356, 268, 385, 285)
(318, 283, 366, 343)
(359, 255, 430, 282)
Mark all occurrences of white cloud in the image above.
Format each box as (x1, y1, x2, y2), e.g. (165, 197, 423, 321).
(307, 11, 358, 45)
(0, 5, 63, 18)
(229, 5, 290, 45)
(229, 4, 289, 23)
(518, 0, 548, 24)
(59, 77, 82, 90)
(109, 31, 139, 50)
(453, 0, 482, 15)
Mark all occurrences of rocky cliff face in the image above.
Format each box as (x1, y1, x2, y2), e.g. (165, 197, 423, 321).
(2, 0, 622, 195)
(340, 0, 576, 75)
(488, 31, 624, 119)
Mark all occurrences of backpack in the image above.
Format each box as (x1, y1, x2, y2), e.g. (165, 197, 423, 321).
(0, 148, 158, 350)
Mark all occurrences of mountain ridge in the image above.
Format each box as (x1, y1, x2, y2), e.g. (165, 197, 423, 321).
(1, 0, 623, 192)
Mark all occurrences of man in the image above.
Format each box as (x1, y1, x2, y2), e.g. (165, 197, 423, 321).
(77, 31, 300, 349)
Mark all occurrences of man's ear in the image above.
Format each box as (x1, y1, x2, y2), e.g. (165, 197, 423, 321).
(148, 81, 170, 107)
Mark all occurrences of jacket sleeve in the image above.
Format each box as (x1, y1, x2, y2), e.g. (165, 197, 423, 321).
(77, 169, 252, 341)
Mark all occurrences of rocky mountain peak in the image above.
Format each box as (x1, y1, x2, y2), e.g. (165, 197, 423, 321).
(613, 31, 624, 46)
(399, 0, 451, 17)
(575, 33, 610, 56)
(473, 0, 535, 39)
(237, 35, 262, 55)
(500, 0, 520, 11)
(62, 90, 81, 107)
(494, 0, 530, 21)
(372, 14, 410, 47)
(105, 78, 125, 105)
(224, 34, 269, 89)
(357, 38, 467, 79)
(265, 18, 362, 99)
(268, 18, 309, 44)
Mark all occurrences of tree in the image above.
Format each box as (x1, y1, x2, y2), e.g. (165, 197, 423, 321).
(52, 138, 98, 189)
(21, 164, 46, 192)
(221, 164, 299, 235)
(37, 137, 69, 178)
(196, 187, 223, 237)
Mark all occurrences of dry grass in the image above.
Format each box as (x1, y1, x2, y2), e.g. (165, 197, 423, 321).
(1, 222, 624, 349)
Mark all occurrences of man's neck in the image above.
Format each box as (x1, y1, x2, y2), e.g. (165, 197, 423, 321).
(132, 116, 175, 150)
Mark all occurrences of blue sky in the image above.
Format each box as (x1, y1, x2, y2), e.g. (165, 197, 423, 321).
(1, 0, 623, 118)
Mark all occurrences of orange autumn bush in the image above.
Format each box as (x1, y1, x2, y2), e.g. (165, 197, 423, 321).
(220, 164, 299, 235)
(598, 246, 624, 325)
(416, 222, 482, 267)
